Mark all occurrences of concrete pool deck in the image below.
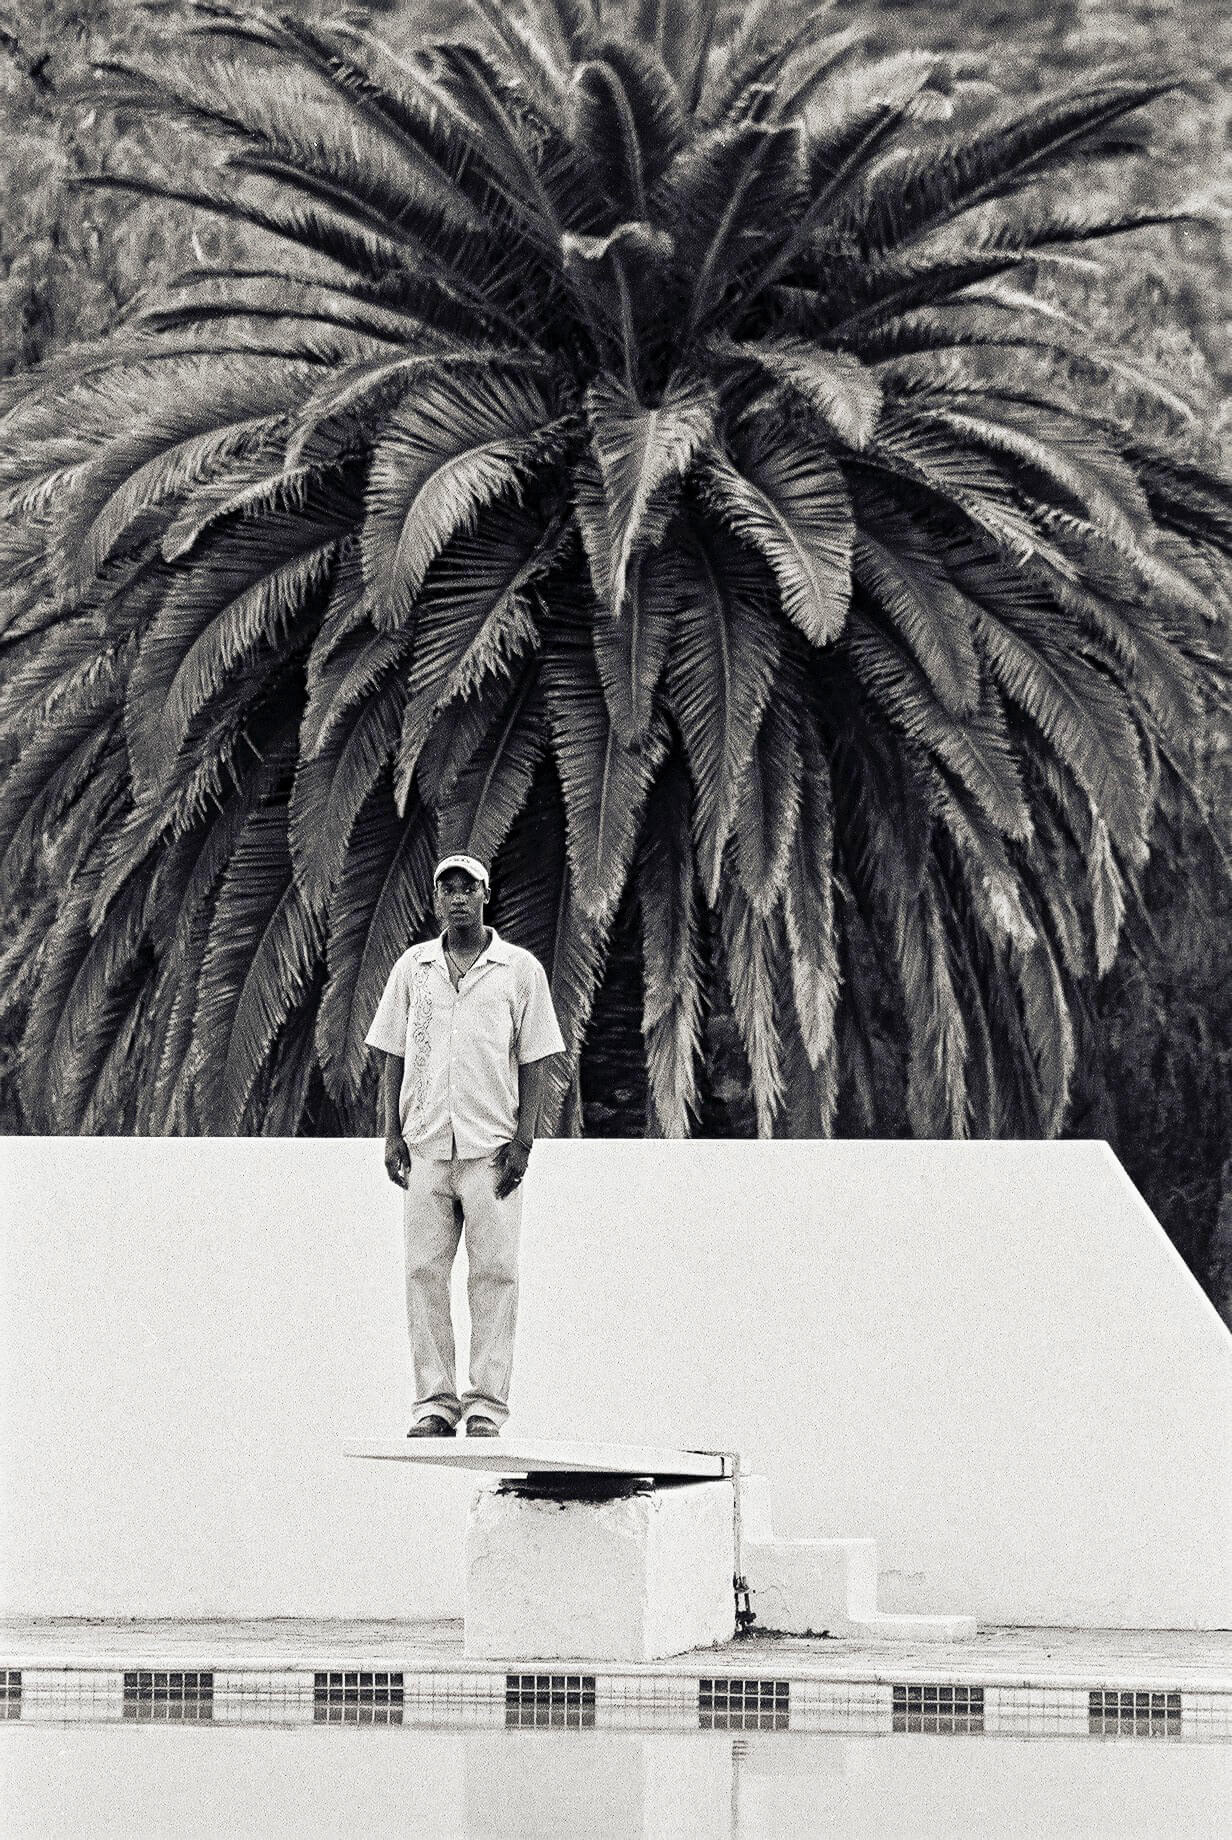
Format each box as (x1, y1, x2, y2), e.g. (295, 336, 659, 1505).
(3, 1618, 1230, 1694)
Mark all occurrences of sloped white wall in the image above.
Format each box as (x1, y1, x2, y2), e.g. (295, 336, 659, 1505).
(2, 1137, 1229, 1627)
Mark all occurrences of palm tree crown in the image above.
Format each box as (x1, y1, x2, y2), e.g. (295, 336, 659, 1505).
(0, 0, 1227, 1138)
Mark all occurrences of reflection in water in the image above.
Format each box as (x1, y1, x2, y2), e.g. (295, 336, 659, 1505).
(312, 1672, 405, 1726)
(1089, 1689, 1182, 1738)
(504, 1673, 597, 1729)
(122, 1671, 213, 1723)
(313, 1703, 404, 1726)
(121, 1700, 213, 1723)
(4, 1722, 1229, 1839)
(700, 1678, 790, 1730)
(892, 1684, 984, 1735)
(504, 1702, 596, 1729)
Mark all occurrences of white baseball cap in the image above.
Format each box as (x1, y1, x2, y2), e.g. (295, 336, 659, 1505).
(433, 853, 490, 891)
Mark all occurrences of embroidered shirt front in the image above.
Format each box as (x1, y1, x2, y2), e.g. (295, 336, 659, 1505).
(364, 929, 565, 1157)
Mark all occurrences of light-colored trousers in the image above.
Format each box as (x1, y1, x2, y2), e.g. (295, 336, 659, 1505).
(403, 1155, 523, 1428)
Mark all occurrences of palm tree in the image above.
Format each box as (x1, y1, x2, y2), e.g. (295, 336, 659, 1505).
(0, 0, 1227, 1140)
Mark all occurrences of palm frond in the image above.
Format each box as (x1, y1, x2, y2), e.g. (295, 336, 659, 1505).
(162, 451, 320, 564)
(968, 591, 1148, 861)
(846, 604, 1030, 840)
(589, 539, 677, 746)
(139, 742, 296, 1132)
(45, 872, 155, 1134)
(637, 753, 702, 1136)
(316, 781, 437, 1107)
(836, 73, 1178, 263)
(718, 881, 784, 1137)
(393, 502, 561, 801)
(463, 0, 573, 112)
(850, 494, 981, 716)
(713, 335, 882, 449)
(130, 265, 440, 349)
(1013, 910, 1076, 1135)
(284, 346, 547, 472)
(363, 366, 563, 629)
(290, 667, 408, 907)
(53, 358, 313, 595)
(0, 633, 132, 902)
(835, 698, 969, 1135)
(0, 719, 122, 910)
(864, 301, 1204, 430)
(417, 39, 579, 259)
(193, 798, 325, 1130)
(260, 967, 326, 1136)
(578, 369, 714, 614)
(17, 853, 103, 1131)
(572, 40, 685, 221)
(543, 606, 667, 922)
(666, 120, 807, 337)
(77, 167, 413, 294)
(127, 508, 343, 784)
(704, 406, 853, 646)
(534, 0, 600, 62)
(782, 722, 841, 1098)
(867, 402, 1063, 569)
(1024, 548, 1202, 737)
(704, 0, 828, 122)
(734, 684, 802, 912)
(181, 3, 519, 234)
(413, 669, 512, 808)
(488, 767, 610, 1130)
(1088, 812, 1127, 977)
(910, 397, 1153, 561)
(436, 658, 547, 866)
(662, 516, 781, 900)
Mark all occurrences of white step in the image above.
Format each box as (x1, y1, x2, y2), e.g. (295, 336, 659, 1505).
(738, 1477, 975, 1640)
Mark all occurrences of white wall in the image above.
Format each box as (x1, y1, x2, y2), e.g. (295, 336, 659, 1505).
(2, 1137, 1229, 1628)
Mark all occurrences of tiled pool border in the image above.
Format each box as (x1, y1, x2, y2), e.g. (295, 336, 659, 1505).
(3, 1664, 1229, 1740)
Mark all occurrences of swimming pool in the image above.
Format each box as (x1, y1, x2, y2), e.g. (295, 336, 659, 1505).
(4, 1623, 1229, 1837)
(4, 1719, 1230, 1839)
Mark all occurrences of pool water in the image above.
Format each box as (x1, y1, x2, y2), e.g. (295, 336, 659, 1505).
(4, 1723, 1229, 1838)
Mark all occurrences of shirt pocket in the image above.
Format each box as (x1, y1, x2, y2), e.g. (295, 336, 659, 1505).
(472, 976, 517, 1056)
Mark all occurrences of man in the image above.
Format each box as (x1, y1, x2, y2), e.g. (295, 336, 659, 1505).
(365, 853, 565, 1438)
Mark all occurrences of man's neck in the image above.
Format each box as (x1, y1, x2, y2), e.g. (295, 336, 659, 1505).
(445, 920, 489, 957)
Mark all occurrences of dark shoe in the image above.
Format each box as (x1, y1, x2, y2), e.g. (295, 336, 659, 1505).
(407, 1415, 456, 1437)
(465, 1417, 500, 1437)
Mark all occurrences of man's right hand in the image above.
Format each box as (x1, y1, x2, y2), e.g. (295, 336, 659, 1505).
(384, 1134, 411, 1188)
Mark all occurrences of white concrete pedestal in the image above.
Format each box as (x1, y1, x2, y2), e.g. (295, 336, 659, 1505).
(464, 1479, 736, 1661)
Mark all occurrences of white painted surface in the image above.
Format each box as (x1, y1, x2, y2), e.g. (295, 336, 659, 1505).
(463, 1478, 736, 1660)
(742, 1536, 975, 1644)
(737, 1474, 974, 1640)
(744, 1535, 877, 1636)
(2, 1137, 1229, 1626)
(345, 1438, 731, 1476)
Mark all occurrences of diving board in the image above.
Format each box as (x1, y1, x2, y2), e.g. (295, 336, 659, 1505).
(346, 1437, 738, 1657)
(344, 1438, 732, 1479)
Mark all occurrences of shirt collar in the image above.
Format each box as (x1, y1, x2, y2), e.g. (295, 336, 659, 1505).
(426, 927, 511, 968)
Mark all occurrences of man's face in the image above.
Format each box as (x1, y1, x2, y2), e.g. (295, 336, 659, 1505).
(435, 870, 486, 931)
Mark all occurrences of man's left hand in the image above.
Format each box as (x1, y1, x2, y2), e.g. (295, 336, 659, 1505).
(492, 1138, 530, 1199)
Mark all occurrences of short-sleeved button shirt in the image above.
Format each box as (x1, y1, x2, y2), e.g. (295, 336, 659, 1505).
(364, 929, 565, 1158)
